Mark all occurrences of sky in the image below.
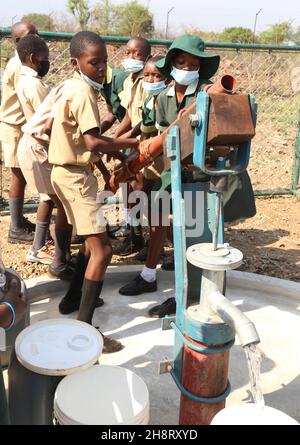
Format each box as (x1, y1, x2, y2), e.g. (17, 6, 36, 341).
(0, 0, 299, 34)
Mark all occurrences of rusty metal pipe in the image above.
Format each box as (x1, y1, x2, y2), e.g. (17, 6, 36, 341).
(204, 75, 237, 94)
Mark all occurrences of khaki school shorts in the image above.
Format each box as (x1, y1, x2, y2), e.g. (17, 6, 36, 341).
(51, 164, 106, 236)
(17, 133, 54, 197)
(0, 122, 22, 168)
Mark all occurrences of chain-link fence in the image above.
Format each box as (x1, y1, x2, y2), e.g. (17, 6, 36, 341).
(1, 30, 300, 205)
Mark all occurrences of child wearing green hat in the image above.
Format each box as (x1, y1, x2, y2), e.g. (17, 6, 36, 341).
(118, 35, 256, 318)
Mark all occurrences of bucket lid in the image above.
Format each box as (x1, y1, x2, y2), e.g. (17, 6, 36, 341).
(211, 403, 299, 425)
(15, 319, 103, 375)
(54, 365, 149, 425)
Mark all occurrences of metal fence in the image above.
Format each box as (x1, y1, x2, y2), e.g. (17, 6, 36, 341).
(0, 29, 300, 206)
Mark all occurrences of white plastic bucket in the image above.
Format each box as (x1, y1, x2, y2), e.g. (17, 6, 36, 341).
(15, 319, 103, 375)
(54, 365, 150, 425)
(211, 403, 299, 425)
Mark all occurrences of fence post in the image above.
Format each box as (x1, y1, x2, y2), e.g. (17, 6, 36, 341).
(292, 113, 300, 193)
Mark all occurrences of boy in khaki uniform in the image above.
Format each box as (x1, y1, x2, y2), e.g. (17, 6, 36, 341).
(49, 31, 139, 353)
(113, 37, 151, 255)
(16, 35, 74, 278)
(0, 22, 38, 243)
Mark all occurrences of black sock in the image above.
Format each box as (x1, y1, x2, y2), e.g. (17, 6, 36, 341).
(52, 227, 72, 270)
(78, 279, 103, 324)
(32, 221, 50, 251)
(9, 197, 24, 230)
(63, 251, 89, 303)
(65, 229, 73, 263)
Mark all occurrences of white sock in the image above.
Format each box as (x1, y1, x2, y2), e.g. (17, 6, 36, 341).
(141, 266, 157, 283)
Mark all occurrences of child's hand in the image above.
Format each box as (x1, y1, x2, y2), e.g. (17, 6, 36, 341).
(178, 108, 188, 119)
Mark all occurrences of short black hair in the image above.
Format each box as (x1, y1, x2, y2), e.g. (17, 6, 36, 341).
(70, 31, 105, 58)
(128, 37, 151, 56)
(145, 55, 163, 65)
(17, 34, 48, 63)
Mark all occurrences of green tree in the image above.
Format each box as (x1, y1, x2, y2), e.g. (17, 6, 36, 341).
(67, 0, 91, 30)
(117, 0, 154, 37)
(91, 0, 120, 35)
(259, 21, 293, 44)
(290, 26, 300, 45)
(21, 13, 55, 31)
(185, 27, 223, 43)
(221, 27, 254, 43)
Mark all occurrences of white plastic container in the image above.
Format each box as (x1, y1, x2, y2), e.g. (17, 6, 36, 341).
(15, 319, 103, 375)
(54, 365, 150, 425)
(211, 403, 299, 425)
(9, 319, 103, 425)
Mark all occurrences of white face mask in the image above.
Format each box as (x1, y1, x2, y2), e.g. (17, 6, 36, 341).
(170, 66, 199, 86)
(122, 58, 145, 73)
(142, 80, 166, 95)
(76, 60, 104, 91)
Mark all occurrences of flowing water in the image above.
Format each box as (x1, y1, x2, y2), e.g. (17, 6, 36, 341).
(244, 343, 265, 409)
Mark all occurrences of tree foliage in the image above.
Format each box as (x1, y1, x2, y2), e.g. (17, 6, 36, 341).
(290, 26, 300, 45)
(67, 0, 91, 30)
(259, 21, 293, 44)
(91, 0, 120, 35)
(221, 27, 254, 43)
(184, 27, 223, 43)
(21, 13, 55, 31)
(91, 0, 154, 36)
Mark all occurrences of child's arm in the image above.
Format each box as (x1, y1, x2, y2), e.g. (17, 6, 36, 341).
(118, 121, 141, 139)
(113, 110, 132, 137)
(83, 127, 138, 155)
(44, 117, 54, 137)
(100, 104, 117, 134)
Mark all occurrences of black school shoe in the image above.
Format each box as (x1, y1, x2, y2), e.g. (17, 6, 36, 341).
(59, 296, 104, 315)
(119, 274, 157, 296)
(8, 226, 35, 244)
(147, 297, 176, 318)
(23, 216, 36, 232)
(48, 263, 75, 281)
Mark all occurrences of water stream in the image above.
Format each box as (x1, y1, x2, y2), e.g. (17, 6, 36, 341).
(244, 343, 265, 409)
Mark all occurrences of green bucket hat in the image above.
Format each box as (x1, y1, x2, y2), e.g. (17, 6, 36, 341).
(156, 34, 220, 79)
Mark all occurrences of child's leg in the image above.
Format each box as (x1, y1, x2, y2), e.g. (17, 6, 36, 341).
(58, 240, 103, 314)
(77, 232, 122, 353)
(9, 167, 27, 230)
(31, 199, 54, 251)
(48, 194, 73, 279)
(77, 233, 111, 323)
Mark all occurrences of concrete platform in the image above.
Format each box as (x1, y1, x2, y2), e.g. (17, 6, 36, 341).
(4, 266, 300, 425)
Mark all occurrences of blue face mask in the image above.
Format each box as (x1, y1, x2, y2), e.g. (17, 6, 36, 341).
(142, 80, 166, 95)
(170, 66, 199, 86)
(76, 60, 104, 92)
(80, 73, 103, 92)
(122, 58, 145, 73)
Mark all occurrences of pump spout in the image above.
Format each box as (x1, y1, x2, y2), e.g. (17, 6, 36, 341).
(206, 291, 260, 347)
(204, 75, 238, 94)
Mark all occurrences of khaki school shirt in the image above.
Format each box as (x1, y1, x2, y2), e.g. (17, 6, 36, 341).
(17, 66, 51, 123)
(22, 82, 65, 144)
(120, 72, 147, 127)
(48, 72, 101, 167)
(0, 52, 25, 126)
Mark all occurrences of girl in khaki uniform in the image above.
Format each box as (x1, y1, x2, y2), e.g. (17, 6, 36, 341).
(0, 22, 38, 243)
(49, 31, 139, 353)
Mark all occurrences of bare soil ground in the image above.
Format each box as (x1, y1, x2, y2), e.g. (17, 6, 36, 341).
(0, 195, 299, 283)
